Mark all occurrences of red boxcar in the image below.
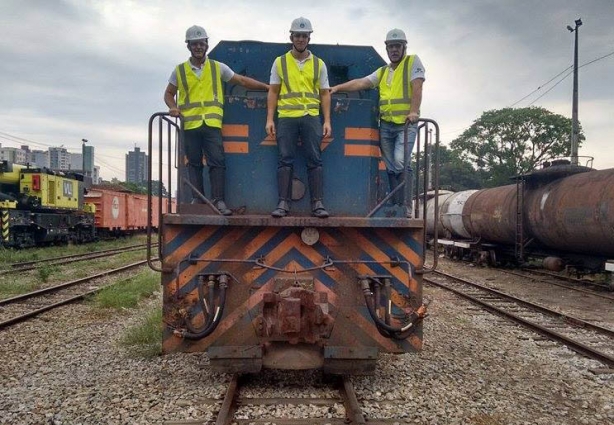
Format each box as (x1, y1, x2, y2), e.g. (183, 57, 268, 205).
(85, 188, 175, 236)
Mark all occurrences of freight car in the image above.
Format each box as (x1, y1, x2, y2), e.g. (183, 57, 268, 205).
(425, 161, 614, 283)
(0, 161, 96, 248)
(85, 188, 175, 238)
(148, 41, 438, 374)
(0, 161, 175, 248)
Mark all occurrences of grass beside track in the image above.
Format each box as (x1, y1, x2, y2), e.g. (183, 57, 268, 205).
(0, 238, 152, 299)
(92, 269, 159, 309)
(91, 268, 163, 358)
(0, 234, 149, 266)
(118, 307, 163, 358)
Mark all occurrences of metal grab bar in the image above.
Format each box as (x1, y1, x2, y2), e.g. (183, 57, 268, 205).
(414, 118, 440, 273)
(147, 112, 182, 272)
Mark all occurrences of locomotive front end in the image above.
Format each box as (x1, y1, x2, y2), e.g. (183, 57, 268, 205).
(151, 41, 434, 374)
(160, 215, 424, 374)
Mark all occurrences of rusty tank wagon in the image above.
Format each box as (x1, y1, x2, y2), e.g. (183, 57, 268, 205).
(425, 161, 614, 284)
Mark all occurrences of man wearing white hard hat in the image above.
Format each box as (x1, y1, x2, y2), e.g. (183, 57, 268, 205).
(164, 25, 269, 215)
(331, 29, 425, 217)
(266, 17, 332, 219)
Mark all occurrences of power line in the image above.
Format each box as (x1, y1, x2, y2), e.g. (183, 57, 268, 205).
(513, 49, 614, 108)
(442, 49, 614, 140)
(528, 68, 573, 106)
(509, 65, 573, 107)
(579, 50, 614, 69)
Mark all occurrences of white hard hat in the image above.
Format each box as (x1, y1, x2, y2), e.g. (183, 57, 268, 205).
(385, 28, 407, 44)
(290, 17, 313, 33)
(185, 25, 208, 43)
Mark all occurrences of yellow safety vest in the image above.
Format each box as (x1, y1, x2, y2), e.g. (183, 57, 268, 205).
(276, 51, 323, 118)
(175, 59, 224, 129)
(377, 55, 415, 125)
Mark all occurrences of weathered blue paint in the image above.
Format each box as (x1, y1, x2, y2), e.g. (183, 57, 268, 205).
(177, 41, 388, 216)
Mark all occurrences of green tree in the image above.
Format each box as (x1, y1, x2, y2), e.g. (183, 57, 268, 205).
(437, 146, 483, 191)
(450, 107, 584, 187)
(415, 145, 483, 192)
(122, 182, 147, 194)
(149, 180, 168, 197)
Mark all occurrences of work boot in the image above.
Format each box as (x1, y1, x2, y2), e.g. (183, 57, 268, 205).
(271, 200, 290, 218)
(387, 173, 399, 205)
(188, 164, 206, 200)
(210, 167, 232, 216)
(271, 166, 293, 218)
(395, 173, 405, 206)
(401, 170, 414, 217)
(308, 167, 329, 218)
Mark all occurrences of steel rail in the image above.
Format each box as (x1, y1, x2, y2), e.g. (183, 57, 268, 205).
(500, 268, 614, 302)
(426, 271, 614, 368)
(0, 244, 153, 276)
(0, 260, 148, 329)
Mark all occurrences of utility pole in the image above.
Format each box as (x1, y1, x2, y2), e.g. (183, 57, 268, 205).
(567, 18, 582, 166)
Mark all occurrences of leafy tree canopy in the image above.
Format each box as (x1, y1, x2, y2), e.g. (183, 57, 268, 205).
(437, 146, 483, 191)
(450, 107, 584, 187)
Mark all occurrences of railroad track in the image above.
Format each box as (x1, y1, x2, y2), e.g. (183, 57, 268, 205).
(0, 260, 149, 329)
(0, 243, 154, 276)
(425, 270, 614, 369)
(165, 373, 413, 425)
(511, 267, 614, 298)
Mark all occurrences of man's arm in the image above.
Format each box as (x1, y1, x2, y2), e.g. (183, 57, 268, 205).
(164, 83, 180, 117)
(407, 78, 424, 123)
(229, 74, 270, 91)
(320, 88, 331, 137)
(265, 84, 281, 136)
(330, 77, 372, 94)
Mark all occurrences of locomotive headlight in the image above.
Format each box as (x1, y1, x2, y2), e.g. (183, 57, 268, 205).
(301, 227, 319, 246)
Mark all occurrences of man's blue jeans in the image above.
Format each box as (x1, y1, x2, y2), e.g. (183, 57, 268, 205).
(379, 120, 417, 174)
(380, 120, 417, 207)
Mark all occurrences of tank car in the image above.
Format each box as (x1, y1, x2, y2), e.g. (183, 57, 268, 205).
(426, 162, 614, 279)
(149, 41, 436, 374)
(0, 161, 96, 248)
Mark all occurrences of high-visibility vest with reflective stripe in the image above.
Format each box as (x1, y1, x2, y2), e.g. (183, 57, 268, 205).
(175, 59, 224, 129)
(377, 55, 415, 125)
(276, 51, 323, 118)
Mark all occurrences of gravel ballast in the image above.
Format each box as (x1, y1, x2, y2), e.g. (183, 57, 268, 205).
(1, 266, 612, 425)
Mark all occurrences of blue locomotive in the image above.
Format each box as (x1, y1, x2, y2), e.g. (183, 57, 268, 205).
(148, 41, 438, 374)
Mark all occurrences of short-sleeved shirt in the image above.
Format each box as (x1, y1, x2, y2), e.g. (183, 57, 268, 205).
(366, 54, 425, 88)
(269, 51, 330, 89)
(168, 57, 235, 86)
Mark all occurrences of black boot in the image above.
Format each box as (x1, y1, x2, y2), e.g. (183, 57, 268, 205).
(209, 167, 232, 216)
(400, 171, 414, 218)
(395, 173, 405, 206)
(308, 167, 329, 218)
(387, 173, 399, 205)
(271, 166, 292, 218)
(188, 164, 206, 203)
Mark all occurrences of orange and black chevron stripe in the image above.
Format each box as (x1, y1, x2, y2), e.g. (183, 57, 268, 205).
(161, 223, 423, 354)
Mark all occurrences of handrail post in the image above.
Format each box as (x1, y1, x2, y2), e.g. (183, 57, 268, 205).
(147, 112, 182, 272)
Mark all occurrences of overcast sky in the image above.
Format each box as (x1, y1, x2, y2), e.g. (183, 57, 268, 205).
(1, 0, 613, 181)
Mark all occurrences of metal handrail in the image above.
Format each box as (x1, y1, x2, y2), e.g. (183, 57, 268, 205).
(147, 113, 182, 272)
(415, 119, 440, 273)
